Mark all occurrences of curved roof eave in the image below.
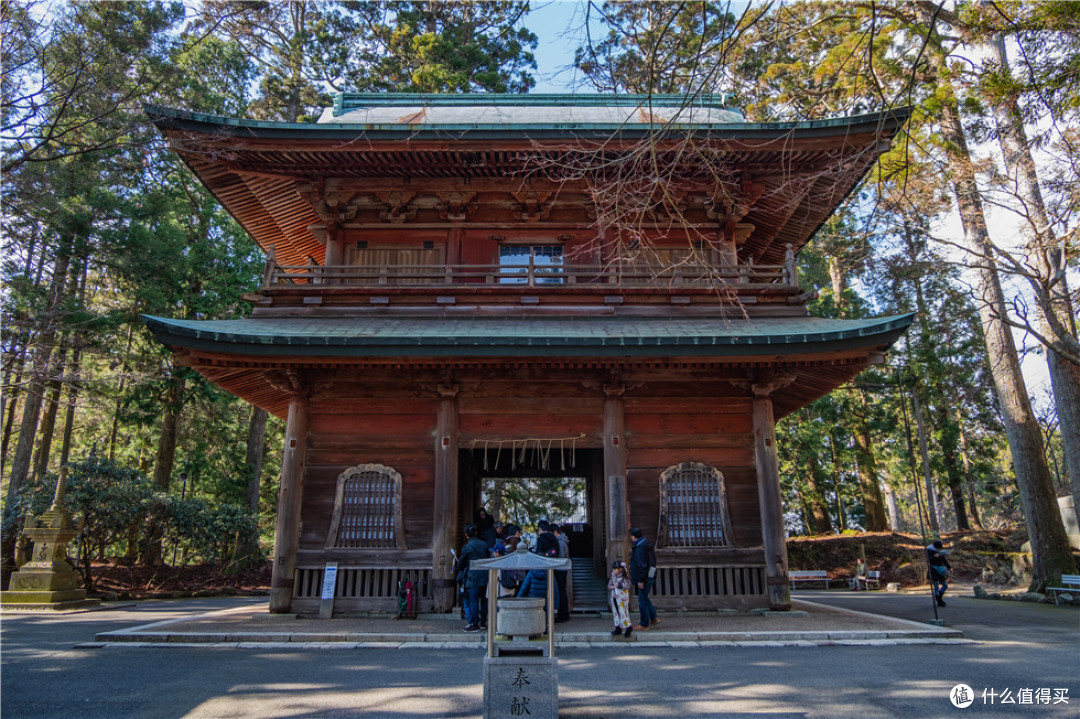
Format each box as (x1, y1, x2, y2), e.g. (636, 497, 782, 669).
(142, 313, 914, 361)
(144, 104, 913, 144)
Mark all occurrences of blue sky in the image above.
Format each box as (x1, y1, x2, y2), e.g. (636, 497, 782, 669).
(526, 1, 596, 92)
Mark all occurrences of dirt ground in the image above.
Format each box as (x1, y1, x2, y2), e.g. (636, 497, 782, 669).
(86, 561, 273, 600)
(786, 528, 1033, 588)
(81, 529, 1032, 600)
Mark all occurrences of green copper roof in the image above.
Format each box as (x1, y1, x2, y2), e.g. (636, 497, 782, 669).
(146, 102, 911, 142)
(143, 314, 914, 360)
(322, 92, 746, 126)
(333, 92, 739, 113)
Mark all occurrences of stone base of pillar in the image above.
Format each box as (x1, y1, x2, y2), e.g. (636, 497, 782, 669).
(433, 581, 456, 613)
(269, 583, 293, 613)
(2, 588, 97, 607)
(767, 583, 792, 611)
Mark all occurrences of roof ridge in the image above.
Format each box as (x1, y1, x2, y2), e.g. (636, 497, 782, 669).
(333, 92, 738, 112)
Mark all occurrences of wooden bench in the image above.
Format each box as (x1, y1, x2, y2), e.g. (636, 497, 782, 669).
(850, 570, 882, 590)
(789, 570, 829, 589)
(1046, 574, 1080, 605)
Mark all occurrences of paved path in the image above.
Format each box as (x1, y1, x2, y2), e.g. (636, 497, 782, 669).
(2, 592, 1077, 718)
(78, 594, 964, 648)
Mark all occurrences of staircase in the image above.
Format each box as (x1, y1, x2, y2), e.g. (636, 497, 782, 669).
(570, 557, 609, 612)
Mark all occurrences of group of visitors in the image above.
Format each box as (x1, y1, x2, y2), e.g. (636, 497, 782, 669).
(455, 510, 569, 632)
(455, 510, 661, 636)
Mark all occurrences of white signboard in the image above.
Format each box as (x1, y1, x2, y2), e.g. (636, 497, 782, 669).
(321, 562, 338, 600)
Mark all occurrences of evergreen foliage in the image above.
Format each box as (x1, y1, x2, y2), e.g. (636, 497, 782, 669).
(2, 0, 1075, 592)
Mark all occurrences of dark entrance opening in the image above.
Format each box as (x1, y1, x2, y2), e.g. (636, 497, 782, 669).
(459, 447, 609, 611)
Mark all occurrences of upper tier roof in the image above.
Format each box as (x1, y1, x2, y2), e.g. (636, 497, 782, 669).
(146, 95, 910, 268)
(320, 92, 747, 126)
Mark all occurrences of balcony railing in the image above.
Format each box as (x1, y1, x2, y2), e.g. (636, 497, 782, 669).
(261, 254, 799, 291)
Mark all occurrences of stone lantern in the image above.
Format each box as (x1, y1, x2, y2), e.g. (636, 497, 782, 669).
(1, 467, 97, 610)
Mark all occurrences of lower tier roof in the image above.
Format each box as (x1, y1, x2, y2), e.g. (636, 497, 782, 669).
(144, 313, 912, 420)
(144, 314, 912, 359)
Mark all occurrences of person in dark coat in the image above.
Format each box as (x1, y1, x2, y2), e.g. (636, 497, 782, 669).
(552, 524, 570, 622)
(476, 509, 496, 547)
(534, 521, 558, 557)
(517, 565, 561, 615)
(629, 527, 658, 630)
(926, 539, 952, 607)
(457, 524, 489, 632)
(517, 568, 550, 599)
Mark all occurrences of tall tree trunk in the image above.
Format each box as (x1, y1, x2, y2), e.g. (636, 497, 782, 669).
(141, 374, 186, 566)
(58, 259, 88, 469)
(5, 240, 72, 505)
(1, 348, 27, 464)
(58, 340, 83, 470)
(828, 256, 845, 305)
(935, 405, 970, 530)
(987, 33, 1080, 531)
(911, 388, 942, 533)
(901, 237, 945, 532)
(957, 410, 984, 530)
(828, 433, 845, 531)
(933, 62, 1076, 588)
(805, 453, 834, 535)
(853, 394, 889, 531)
(2, 240, 48, 465)
(244, 406, 268, 515)
(3, 237, 73, 586)
(286, 2, 307, 124)
(151, 375, 185, 492)
(852, 428, 889, 531)
(883, 482, 901, 532)
(107, 323, 136, 460)
(30, 343, 67, 482)
(235, 405, 268, 567)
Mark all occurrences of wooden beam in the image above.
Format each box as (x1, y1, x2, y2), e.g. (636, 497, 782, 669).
(432, 383, 460, 612)
(269, 377, 310, 612)
(752, 383, 791, 611)
(604, 381, 628, 567)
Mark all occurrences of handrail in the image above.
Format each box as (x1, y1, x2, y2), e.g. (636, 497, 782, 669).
(261, 261, 796, 290)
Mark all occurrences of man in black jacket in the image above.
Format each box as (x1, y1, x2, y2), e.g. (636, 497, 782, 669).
(629, 527, 658, 630)
(457, 524, 490, 631)
(552, 524, 570, 622)
(926, 539, 951, 607)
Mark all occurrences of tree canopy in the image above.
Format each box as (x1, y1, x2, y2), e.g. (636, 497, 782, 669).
(1, 0, 1075, 591)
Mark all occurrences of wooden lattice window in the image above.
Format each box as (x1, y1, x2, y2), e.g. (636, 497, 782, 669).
(325, 464, 406, 550)
(658, 462, 734, 548)
(346, 246, 444, 284)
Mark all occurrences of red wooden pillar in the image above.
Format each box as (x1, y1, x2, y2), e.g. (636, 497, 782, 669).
(323, 221, 344, 285)
(752, 382, 792, 610)
(603, 381, 628, 569)
(269, 383, 310, 613)
(432, 383, 460, 612)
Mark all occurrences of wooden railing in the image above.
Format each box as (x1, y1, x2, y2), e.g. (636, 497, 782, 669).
(261, 253, 799, 291)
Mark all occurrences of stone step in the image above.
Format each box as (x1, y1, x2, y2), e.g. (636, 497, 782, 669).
(569, 557, 610, 610)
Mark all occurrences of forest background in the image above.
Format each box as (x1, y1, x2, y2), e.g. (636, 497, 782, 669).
(1, 1, 1077, 594)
